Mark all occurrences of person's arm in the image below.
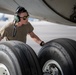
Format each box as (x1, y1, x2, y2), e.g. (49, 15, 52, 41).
(0, 26, 7, 41)
(28, 31, 45, 46)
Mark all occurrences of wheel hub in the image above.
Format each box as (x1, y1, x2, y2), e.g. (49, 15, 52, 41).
(0, 63, 10, 75)
(43, 60, 63, 75)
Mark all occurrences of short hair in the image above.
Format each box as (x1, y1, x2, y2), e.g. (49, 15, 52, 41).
(16, 6, 28, 15)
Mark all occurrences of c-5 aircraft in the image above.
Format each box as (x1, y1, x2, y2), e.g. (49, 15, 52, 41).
(0, 0, 76, 75)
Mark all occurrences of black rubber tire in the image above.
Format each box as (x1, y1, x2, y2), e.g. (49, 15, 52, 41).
(0, 41, 42, 75)
(38, 38, 76, 75)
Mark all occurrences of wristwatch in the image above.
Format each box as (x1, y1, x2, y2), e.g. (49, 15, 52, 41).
(40, 41, 45, 46)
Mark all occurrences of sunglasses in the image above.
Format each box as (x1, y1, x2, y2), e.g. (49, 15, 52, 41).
(20, 15, 29, 20)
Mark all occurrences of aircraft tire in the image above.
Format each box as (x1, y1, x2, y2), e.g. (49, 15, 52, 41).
(0, 41, 42, 75)
(38, 38, 76, 75)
